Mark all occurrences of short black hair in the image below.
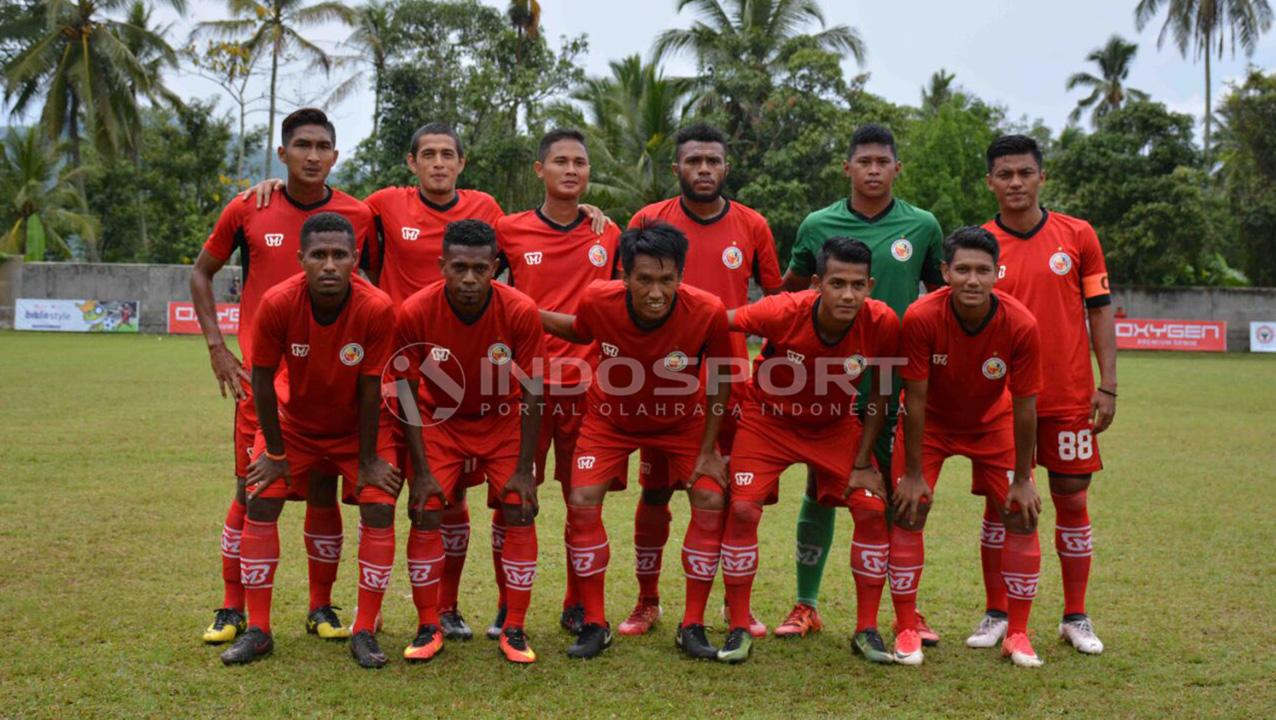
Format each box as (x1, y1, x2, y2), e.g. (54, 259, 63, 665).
(410, 122, 463, 157)
(816, 237, 873, 277)
(619, 222, 688, 275)
(673, 122, 727, 161)
(300, 212, 355, 250)
(943, 226, 1000, 265)
(538, 128, 587, 161)
(848, 123, 896, 159)
(281, 107, 335, 147)
(442, 219, 498, 255)
(986, 134, 1042, 172)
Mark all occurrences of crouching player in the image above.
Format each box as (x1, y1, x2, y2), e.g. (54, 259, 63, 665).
(888, 226, 1044, 668)
(393, 219, 546, 664)
(721, 237, 899, 664)
(221, 212, 398, 665)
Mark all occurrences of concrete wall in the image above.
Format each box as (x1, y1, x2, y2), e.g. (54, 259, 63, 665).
(1112, 287, 1276, 351)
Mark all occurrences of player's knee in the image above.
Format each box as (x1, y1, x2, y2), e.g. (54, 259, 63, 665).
(568, 483, 606, 508)
(688, 483, 725, 510)
(409, 507, 442, 531)
(500, 503, 535, 527)
(246, 497, 285, 522)
(1048, 473, 1091, 497)
(641, 487, 674, 506)
(360, 503, 394, 529)
(1002, 511, 1036, 535)
(848, 491, 887, 522)
(727, 500, 763, 530)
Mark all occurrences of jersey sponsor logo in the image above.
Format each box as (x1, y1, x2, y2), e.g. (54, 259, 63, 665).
(291, 343, 310, 357)
(786, 349, 806, 364)
(264, 233, 284, 247)
(588, 244, 608, 268)
(932, 354, 947, 366)
(891, 238, 913, 262)
(360, 564, 392, 591)
(733, 471, 754, 486)
(339, 342, 365, 366)
(981, 356, 1007, 380)
(401, 227, 421, 241)
(795, 543, 824, 567)
(859, 548, 888, 575)
(487, 342, 511, 366)
(721, 245, 744, 270)
(523, 251, 543, 265)
(240, 561, 274, 587)
(663, 350, 689, 371)
(577, 455, 596, 470)
(844, 354, 867, 378)
(600, 342, 619, 358)
(430, 346, 451, 362)
(1049, 251, 1073, 275)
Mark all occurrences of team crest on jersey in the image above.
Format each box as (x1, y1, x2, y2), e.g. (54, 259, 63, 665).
(1049, 251, 1073, 275)
(664, 350, 689, 371)
(588, 244, 608, 268)
(402, 227, 421, 241)
(291, 343, 310, 357)
(339, 343, 365, 366)
(264, 233, 284, 247)
(601, 342, 619, 358)
(487, 342, 511, 365)
(891, 238, 913, 262)
(523, 251, 543, 265)
(844, 354, 868, 378)
(981, 356, 1007, 380)
(721, 245, 744, 270)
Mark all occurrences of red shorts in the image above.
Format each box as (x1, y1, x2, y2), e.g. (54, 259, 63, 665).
(572, 412, 716, 493)
(637, 405, 738, 491)
(1036, 412, 1103, 475)
(233, 366, 290, 478)
(249, 424, 398, 505)
(537, 393, 586, 484)
(728, 412, 866, 507)
(890, 423, 1017, 506)
(418, 413, 522, 511)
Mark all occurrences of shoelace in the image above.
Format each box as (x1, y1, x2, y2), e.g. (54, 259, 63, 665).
(504, 629, 528, 650)
(784, 607, 811, 626)
(314, 606, 344, 625)
(1073, 619, 1095, 634)
(214, 608, 240, 626)
(413, 626, 438, 646)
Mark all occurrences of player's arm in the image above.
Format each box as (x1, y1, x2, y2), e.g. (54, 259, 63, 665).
(246, 363, 289, 498)
(1006, 394, 1042, 527)
(242, 178, 285, 208)
(540, 310, 587, 344)
(506, 383, 543, 521)
(580, 204, 614, 235)
(693, 372, 731, 489)
(355, 375, 401, 497)
(190, 250, 250, 400)
(401, 378, 447, 516)
(1088, 303, 1117, 433)
(846, 381, 890, 500)
(893, 379, 932, 525)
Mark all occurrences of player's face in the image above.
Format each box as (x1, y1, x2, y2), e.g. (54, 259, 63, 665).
(986, 155, 1045, 212)
(408, 134, 466, 196)
(535, 139, 590, 200)
(844, 144, 899, 201)
(279, 125, 337, 186)
(299, 233, 357, 297)
(674, 141, 728, 203)
(815, 259, 875, 323)
(942, 247, 997, 310)
(440, 244, 498, 310)
(624, 254, 681, 324)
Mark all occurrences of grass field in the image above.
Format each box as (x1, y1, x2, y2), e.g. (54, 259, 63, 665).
(1, 331, 1274, 719)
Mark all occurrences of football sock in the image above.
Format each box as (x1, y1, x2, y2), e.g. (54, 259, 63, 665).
(794, 494, 836, 607)
(1002, 530, 1041, 637)
(560, 482, 579, 610)
(566, 504, 609, 626)
(633, 499, 672, 604)
(849, 492, 888, 633)
(1052, 490, 1093, 616)
(680, 505, 724, 627)
(980, 498, 1008, 614)
(500, 522, 538, 629)
(407, 528, 444, 627)
(221, 499, 246, 610)
(241, 518, 280, 634)
(303, 505, 342, 612)
(491, 508, 508, 609)
(354, 523, 394, 634)
(721, 501, 762, 631)
(888, 525, 925, 633)
(438, 503, 470, 613)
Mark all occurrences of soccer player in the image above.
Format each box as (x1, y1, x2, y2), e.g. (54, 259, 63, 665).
(720, 237, 899, 664)
(888, 226, 1044, 668)
(497, 128, 621, 636)
(394, 219, 546, 664)
(620, 122, 782, 638)
(219, 212, 397, 665)
(981, 134, 1116, 655)
(773, 123, 944, 643)
(192, 108, 374, 645)
(539, 223, 736, 659)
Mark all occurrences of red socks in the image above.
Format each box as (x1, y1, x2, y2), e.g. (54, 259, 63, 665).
(1053, 490, 1093, 616)
(438, 504, 470, 613)
(566, 505, 609, 625)
(980, 498, 1008, 614)
(491, 509, 508, 609)
(240, 518, 280, 633)
(500, 522, 538, 630)
(1002, 530, 1041, 636)
(633, 500, 672, 603)
(849, 492, 888, 633)
(221, 499, 246, 610)
(888, 525, 925, 632)
(407, 528, 444, 627)
(354, 524, 394, 633)
(721, 501, 762, 631)
(303, 505, 342, 612)
(680, 505, 724, 627)
(560, 483, 579, 610)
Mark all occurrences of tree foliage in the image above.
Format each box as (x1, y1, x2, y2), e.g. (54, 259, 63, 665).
(0, 127, 97, 260)
(1217, 67, 1276, 285)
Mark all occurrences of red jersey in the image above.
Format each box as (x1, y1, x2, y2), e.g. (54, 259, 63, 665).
(364, 187, 504, 305)
(204, 188, 374, 362)
(571, 280, 733, 434)
(900, 287, 1042, 433)
(732, 291, 900, 426)
(985, 210, 1110, 417)
(497, 209, 621, 388)
(396, 281, 545, 420)
(251, 273, 396, 438)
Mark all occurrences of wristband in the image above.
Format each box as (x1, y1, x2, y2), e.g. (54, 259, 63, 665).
(1097, 387, 1118, 398)
(265, 450, 287, 461)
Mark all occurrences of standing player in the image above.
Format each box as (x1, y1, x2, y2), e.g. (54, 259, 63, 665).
(981, 135, 1116, 655)
(192, 108, 373, 645)
(719, 238, 899, 664)
(774, 124, 944, 643)
(888, 226, 1044, 668)
(539, 223, 736, 659)
(220, 212, 397, 665)
(497, 128, 621, 636)
(620, 123, 782, 638)
(394, 219, 546, 664)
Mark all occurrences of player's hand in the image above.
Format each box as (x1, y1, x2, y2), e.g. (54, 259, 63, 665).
(357, 457, 403, 497)
(407, 468, 447, 515)
(844, 464, 886, 501)
(692, 449, 728, 490)
(1091, 388, 1116, 434)
(209, 344, 250, 400)
(239, 178, 284, 209)
(580, 203, 615, 235)
(505, 468, 539, 522)
(1005, 474, 1042, 527)
(892, 471, 932, 526)
(246, 454, 290, 500)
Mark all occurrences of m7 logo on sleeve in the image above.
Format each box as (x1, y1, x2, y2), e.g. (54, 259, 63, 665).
(402, 227, 421, 241)
(264, 233, 284, 247)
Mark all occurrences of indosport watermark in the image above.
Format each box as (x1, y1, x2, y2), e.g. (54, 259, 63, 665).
(381, 343, 907, 428)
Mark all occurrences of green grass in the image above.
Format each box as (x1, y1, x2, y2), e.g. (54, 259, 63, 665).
(2, 331, 1275, 718)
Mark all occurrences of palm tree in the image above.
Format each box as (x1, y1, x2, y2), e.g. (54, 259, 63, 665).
(1066, 35, 1149, 127)
(118, 0, 183, 112)
(0, 128, 97, 260)
(1135, 0, 1273, 163)
(920, 69, 956, 115)
(324, 1, 389, 136)
(653, 0, 866, 70)
(194, 0, 356, 174)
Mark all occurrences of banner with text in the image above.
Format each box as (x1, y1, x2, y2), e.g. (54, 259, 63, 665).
(1115, 318, 1227, 352)
(1250, 322, 1276, 353)
(14, 299, 140, 333)
(167, 302, 240, 335)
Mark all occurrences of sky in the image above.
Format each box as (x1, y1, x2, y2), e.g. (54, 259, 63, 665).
(158, 0, 1276, 163)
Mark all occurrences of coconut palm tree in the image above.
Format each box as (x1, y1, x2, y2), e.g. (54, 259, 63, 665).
(0, 127, 97, 260)
(653, 0, 865, 70)
(1135, 0, 1273, 162)
(324, 0, 389, 136)
(921, 69, 957, 115)
(1066, 35, 1150, 127)
(118, 0, 183, 112)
